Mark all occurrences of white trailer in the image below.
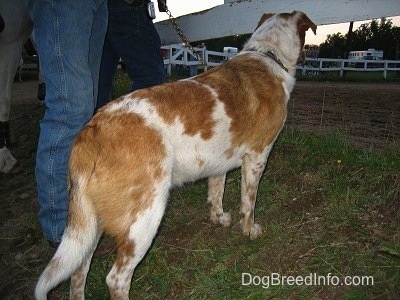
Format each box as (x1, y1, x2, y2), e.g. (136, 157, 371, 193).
(348, 49, 384, 60)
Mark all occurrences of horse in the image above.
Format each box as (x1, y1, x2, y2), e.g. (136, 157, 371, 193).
(0, 0, 33, 173)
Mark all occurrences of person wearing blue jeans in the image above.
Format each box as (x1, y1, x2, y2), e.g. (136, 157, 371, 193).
(96, 0, 165, 110)
(25, 0, 108, 244)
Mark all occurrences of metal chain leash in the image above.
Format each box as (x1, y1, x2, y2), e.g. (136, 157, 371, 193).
(158, 0, 206, 65)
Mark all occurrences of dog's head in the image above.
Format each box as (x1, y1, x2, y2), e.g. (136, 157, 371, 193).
(249, 11, 317, 67)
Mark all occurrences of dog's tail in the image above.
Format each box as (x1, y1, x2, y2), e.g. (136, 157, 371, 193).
(35, 175, 99, 300)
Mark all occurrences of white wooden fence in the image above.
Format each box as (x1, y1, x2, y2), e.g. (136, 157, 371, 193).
(162, 44, 400, 78)
(298, 58, 400, 78)
(161, 44, 237, 75)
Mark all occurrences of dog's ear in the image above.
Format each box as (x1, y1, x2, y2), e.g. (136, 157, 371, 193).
(298, 11, 317, 35)
(295, 11, 317, 47)
(255, 13, 275, 30)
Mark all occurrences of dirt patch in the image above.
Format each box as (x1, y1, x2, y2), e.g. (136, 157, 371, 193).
(288, 81, 399, 148)
(0, 79, 399, 298)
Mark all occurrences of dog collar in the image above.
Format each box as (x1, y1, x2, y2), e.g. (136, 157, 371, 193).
(245, 48, 289, 72)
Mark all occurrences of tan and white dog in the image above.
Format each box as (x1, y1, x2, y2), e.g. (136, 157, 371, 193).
(35, 11, 316, 300)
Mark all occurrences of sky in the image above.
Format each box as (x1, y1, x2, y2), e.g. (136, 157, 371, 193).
(154, 0, 400, 46)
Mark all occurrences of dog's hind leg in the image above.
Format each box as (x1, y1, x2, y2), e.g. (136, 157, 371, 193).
(106, 189, 169, 299)
(240, 152, 268, 240)
(208, 175, 231, 227)
(70, 229, 102, 300)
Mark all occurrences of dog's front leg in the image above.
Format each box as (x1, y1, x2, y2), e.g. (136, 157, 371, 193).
(208, 175, 231, 227)
(240, 153, 266, 240)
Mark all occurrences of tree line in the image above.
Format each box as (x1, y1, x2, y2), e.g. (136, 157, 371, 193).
(318, 18, 400, 59)
(198, 18, 400, 60)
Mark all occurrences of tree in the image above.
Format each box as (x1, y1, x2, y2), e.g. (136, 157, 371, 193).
(317, 18, 400, 59)
(319, 33, 346, 58)
(351, 18, 399, 59)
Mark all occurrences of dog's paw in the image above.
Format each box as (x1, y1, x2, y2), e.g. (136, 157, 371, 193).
(242, 223, 263, 240)
(249, 223, 262, 240)
(211, 212, 231, 227)
(219, 212, 232, 227)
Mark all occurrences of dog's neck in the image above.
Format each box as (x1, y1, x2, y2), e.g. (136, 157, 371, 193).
(244, 47, 289, 72)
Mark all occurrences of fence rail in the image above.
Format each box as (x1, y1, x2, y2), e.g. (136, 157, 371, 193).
(161, 44, 236, 75)
(299, 58, 400, 78)
(161, 44, 400, 78)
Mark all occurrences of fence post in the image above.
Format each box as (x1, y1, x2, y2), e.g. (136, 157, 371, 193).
(167, 45, 172, 76)
(204, 49, 208, 72)
(383, 61, 387, 79)
(341, 60, 345, 77)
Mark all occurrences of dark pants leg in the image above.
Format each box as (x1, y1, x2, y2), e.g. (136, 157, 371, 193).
(96, 0, 165, 110)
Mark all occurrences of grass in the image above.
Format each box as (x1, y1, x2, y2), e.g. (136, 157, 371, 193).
(45, 72, 399, 299)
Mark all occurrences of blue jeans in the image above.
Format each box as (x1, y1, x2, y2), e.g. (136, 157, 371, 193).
(25, 0, 108, 242)
(96, 0, 165, 109)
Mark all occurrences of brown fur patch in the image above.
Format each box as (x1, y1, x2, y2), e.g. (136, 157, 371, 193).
(193, 54, 287, 154)
(296, 12, 317, 47)
(280, 11, 317, 47)
(115, 239, 135, 269)
(69, 111, 167, 240)
(133, 81, 217, 140)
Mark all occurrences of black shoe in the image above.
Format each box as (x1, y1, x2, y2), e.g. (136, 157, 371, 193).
(37, 83, 46, 101)
(48, 240, 60, 250)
